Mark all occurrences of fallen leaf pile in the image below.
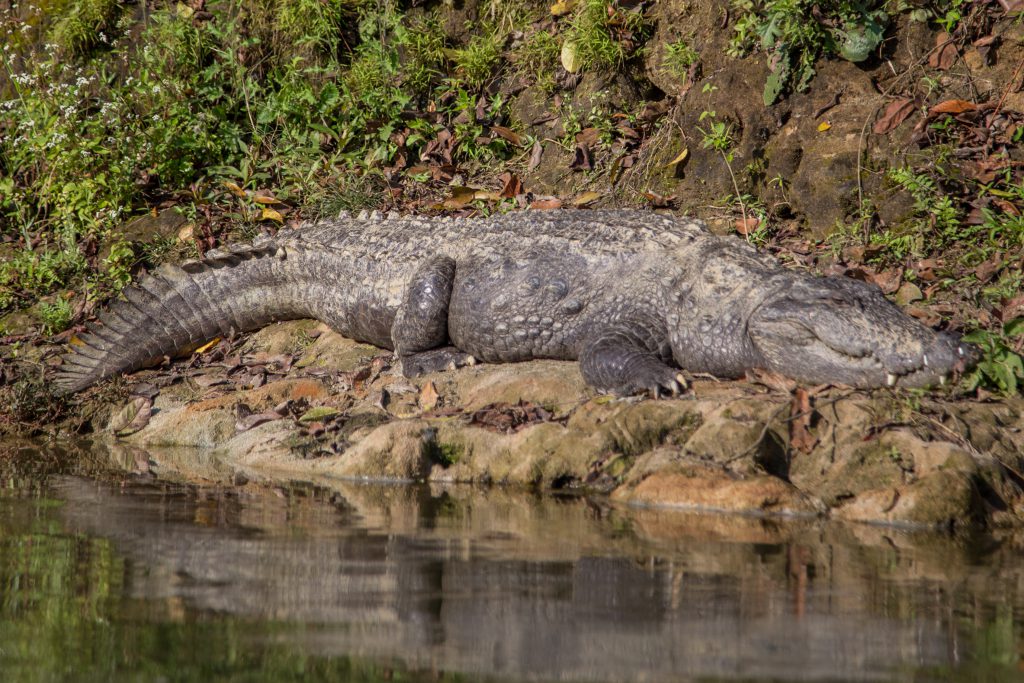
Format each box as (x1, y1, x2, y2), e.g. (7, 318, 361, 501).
(469, 400, 560, 434)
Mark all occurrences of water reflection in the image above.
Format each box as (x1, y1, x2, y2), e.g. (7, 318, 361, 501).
(1, 443, 1023, 682)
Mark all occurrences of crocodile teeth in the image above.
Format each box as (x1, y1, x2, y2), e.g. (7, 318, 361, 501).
(940, 374, 947, 386)
(886, 373, 898, 387)
(922, 354, 929, 367)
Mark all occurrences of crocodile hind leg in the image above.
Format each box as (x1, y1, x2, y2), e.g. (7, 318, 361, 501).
(392, 255, 475, 377)
(580, 328, 686, 397)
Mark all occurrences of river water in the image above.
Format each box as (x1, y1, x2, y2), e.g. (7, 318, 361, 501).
(1, 443, 1022, 682)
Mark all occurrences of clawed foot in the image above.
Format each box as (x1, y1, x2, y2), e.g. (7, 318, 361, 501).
(614, 368, 688, 399)
(400, 346, 477, 378)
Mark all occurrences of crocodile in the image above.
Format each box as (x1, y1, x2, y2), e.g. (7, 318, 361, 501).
(56, 209, 972, 395)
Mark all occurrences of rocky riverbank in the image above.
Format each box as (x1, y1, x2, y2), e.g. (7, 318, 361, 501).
(50, 319, 1020, 529)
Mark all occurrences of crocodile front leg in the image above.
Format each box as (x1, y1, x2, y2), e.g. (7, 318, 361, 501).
(580, 328, 686, 397)
(392, 255, 475, 377)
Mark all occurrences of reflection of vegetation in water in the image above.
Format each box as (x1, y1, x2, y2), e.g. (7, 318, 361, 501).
(0, 494, 476, 682)
(914, 607, 1022, 683)
(0, 472, 1023, 682)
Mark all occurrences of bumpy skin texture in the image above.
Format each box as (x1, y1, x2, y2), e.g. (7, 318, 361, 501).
(56, 209, 973, 394)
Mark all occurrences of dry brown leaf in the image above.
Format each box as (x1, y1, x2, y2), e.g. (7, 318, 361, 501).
(569, 144, 593, 171)
(746, 368, 797, 393)
(998, 295, 1024, 322)
(734, 216, 761, 236)
(498, 172, 523, 199)
(252, 190, 279, 204)
(572, 191, 601, 207)
(975, 255, 1004, 283)
(664, 147, 689, 167)
(789, 387, 817, 455)
(576, 127, 601, 146)
(222, 181, 247, 198)
(108, 396, 153, 437)
(907, 306, 941, 326)
(235, 411, 284, 432)
(530, 197, 563, 210)
(642, 191, 676, 208)
(528, 140, 544, 171)
(470, 400, 553, 434)
(929, 32, 958, 71)
(419, 381, 439, 411)
(261, 207, 284, 223)
(444, 186, 478, 209)
(491, 126, 523, 146)
(192, 374, 229, 388)
(868, 268, 902, 295)
(873, 98, 916, 134)
(930, 99, 977, 115)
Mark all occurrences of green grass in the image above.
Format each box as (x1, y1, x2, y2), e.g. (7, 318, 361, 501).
(514, 29, 561, 92)
(453, 31, 504, 89)
(662, 38, 699, 82)
(48, 0, 123, 57)
(0, 0, 520, 322)
(563, 0, 647, 72)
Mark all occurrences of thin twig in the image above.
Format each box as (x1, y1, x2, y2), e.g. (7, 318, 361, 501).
(723, 389, 856, 464)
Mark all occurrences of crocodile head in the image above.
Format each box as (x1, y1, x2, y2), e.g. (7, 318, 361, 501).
(747, 276, 975, 388)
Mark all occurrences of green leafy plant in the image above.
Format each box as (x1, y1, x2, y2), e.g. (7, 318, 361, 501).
(698, 111, 754, 239)
(961, 319, 1024, 396)
(729, 1, 888, 104)
(697, 111, 735, 158)
(37, 297, 73, 336)
(0, 0, 528, 324)
(887, 166, 964, 248)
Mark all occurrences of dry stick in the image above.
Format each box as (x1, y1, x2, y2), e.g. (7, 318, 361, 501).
(723, 390, 856, 464)
(991, 52, 1024, 120)
(720, 146, 751, 237)
(813, 87, 845, 119)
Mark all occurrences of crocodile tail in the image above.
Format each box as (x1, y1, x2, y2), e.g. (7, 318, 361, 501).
(55, 242, 297, 393)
